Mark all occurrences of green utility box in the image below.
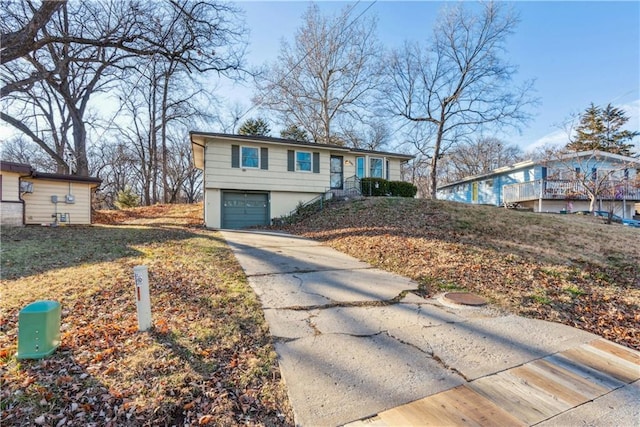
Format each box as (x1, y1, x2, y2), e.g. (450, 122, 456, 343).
(17, 300, 61, 360)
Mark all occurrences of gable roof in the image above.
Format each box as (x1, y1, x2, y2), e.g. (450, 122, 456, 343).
(190, 131, 414, 169)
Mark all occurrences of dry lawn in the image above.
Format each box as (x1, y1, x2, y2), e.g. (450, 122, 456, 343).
(278, 198, 640, 350)
(1, 204, 293, 426)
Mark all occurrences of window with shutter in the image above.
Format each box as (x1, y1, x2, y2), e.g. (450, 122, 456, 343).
(287, 150, 295, 171)
(231, 145, 240, 168)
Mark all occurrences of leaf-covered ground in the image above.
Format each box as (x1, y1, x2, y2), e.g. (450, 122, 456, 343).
(277, 198, 640, 350)
(1, 204, 293, 426)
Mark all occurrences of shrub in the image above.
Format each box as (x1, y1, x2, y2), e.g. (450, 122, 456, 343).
(360, 178, 389, 196)
(361, 178, 417, 197)
(115, 187, 140, 209)
(389, 181, 417, 197)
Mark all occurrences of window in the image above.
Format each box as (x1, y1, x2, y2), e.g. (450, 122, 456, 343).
(242, 147, 259, 168)
(369, 157, 383, 178)
(356, 157, 365, 178)
(296, 151, 312, 172)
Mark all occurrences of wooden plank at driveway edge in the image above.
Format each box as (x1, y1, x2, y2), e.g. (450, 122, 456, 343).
(376, 385, 525, 427)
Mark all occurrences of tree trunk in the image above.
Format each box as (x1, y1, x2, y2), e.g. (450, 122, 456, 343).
(149, 68, 158, 205)
(429, 117, 446, 199)
(161, 69, 170, 203)
(70, 110, 89, 175)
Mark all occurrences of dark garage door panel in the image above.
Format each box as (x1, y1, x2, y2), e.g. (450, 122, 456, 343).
(222, 192, 269, 229)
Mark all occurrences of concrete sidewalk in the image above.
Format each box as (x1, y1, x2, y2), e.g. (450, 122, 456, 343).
(220, 230, 640, 427)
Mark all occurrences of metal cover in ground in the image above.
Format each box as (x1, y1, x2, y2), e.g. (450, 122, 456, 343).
(444, 292, 487, 306)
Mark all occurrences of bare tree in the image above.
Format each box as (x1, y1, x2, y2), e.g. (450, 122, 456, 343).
(440, 137, 524, 182)
(1, 0, 244, 93)
(1, 0, 65, 66)
(341, 121, 391, 150)
(1, 134, 57, 171)
(2, 0, 246, 178)
(254, 4, 382, 145)
(89, 139, 138, 208)
(384, 2, 535, 198)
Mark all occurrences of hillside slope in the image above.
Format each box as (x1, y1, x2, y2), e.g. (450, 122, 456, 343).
(277, 198, 640, 350)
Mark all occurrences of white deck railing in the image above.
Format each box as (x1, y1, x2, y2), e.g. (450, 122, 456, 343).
(503, 180, 640, 204)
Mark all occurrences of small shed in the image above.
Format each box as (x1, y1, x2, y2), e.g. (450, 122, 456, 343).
(0, 161, 102, 226)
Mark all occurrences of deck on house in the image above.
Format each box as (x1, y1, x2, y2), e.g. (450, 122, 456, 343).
(503, 179, 640, 204)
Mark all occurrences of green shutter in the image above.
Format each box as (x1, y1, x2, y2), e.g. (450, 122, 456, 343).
(313, 152, 320, 173)
(260, 147, 268, 170)
(231, 145, 239, 168)
(287, 150, 295, 171)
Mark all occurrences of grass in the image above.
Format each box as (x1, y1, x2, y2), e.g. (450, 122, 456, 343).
(1, 204, 293, 426)
(279, 197, 640, 350)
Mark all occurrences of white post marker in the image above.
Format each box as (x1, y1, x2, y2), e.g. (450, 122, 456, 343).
(133, 265, 152, 331)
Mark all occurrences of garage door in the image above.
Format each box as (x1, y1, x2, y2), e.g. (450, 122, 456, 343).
(222, 192, 269, 229)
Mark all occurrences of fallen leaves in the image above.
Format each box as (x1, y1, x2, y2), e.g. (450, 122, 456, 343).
(0, 206, 293, 426)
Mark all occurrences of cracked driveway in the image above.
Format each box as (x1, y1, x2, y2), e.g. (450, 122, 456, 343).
(220, 230, 636, 426)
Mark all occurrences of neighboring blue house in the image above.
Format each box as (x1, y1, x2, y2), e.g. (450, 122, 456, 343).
(437, 150, 640, 218)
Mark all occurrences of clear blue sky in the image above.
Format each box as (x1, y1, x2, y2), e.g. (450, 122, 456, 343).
(225, 0, 640, 154)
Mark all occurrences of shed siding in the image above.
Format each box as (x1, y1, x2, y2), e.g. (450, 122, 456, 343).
(1, 170, 21, 201)
(1, 202, 23, 226)
(22, 179, 93, 225)
(1, 171, 25, 226)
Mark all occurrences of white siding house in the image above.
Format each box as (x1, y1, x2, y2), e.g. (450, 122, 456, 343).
(190, 132, 413, 229)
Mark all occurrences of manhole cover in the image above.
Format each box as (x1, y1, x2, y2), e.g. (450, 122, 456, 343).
(443, 292, 487, 306)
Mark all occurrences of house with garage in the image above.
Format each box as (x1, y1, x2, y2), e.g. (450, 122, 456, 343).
(190, 132, 414, 229)
(1, 161, 102, 226)
(436, 150, 640, 218)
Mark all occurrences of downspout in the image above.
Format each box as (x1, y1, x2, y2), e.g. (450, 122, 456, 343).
(17, 167, 35, 226)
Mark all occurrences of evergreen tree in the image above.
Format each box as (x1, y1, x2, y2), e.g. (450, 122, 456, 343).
(280, 124, 309, 141)
(567, 103, 638, 156)
(237, 118, 271, 136)
(115, 187, 140, 209)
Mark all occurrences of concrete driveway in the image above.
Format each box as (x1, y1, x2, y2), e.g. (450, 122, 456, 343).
(220, 230, 640, 427)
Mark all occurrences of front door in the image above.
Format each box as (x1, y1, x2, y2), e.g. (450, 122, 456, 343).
(330, 156, 343, 189)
